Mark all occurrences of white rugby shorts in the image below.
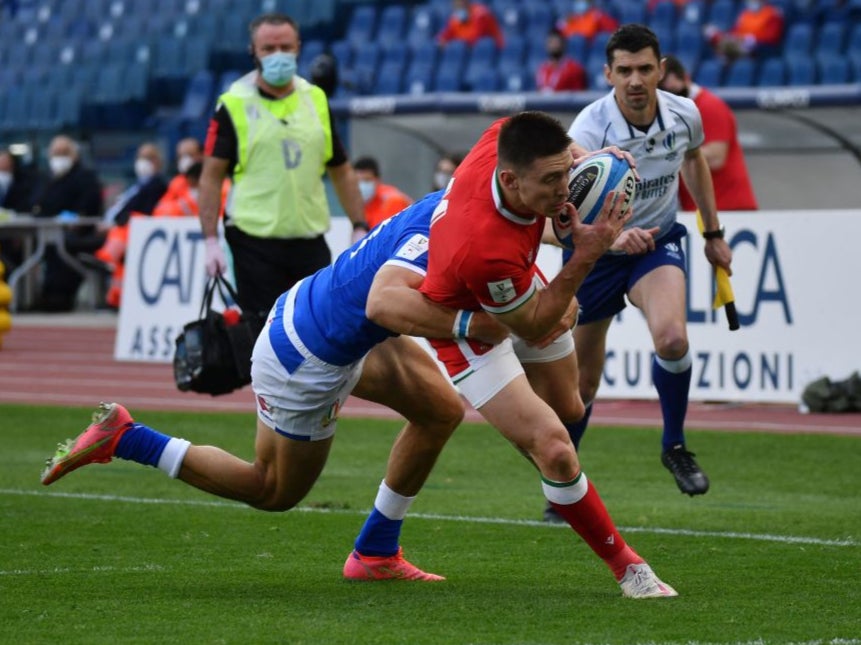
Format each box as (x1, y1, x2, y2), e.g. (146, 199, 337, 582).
(250, 287, 364, 442)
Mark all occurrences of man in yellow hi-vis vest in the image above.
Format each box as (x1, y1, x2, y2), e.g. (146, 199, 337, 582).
(199, 12, 367, 324)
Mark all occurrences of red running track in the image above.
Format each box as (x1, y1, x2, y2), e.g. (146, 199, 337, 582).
(1, 319, 859, 437)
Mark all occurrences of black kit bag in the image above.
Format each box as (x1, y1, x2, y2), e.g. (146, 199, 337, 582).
(173, 275, 260, 396)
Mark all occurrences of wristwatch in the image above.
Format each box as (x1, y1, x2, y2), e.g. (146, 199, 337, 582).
(702, 226, 725, 240)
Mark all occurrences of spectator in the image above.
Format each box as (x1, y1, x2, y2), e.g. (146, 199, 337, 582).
(556, 0, 618, 40)
(160, 137, 204, 205)
(0, 148, 40, 279)
(353, 156, 414, 229)
(81, 142, 169, 309)
(431, 151, 464, 191)
(158, 138, 230, 218)
(660, 55, 758, 211)
(706, 0, 785, 60)
(31, 135, 104, 312)
(200, 12, 367, 329)
(0, 148, 38, 214)
(535, 29, 587, 92)
(436, 0, 504, 48)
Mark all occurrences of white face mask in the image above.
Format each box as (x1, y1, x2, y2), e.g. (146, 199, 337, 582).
(177, 154, 195, 174)
(49, 155, 74, 177)
(135, 157, 156, 182)
(358, 179, 376, 203)
(189, 188, 200, 202)
(0, 170, 12, 193)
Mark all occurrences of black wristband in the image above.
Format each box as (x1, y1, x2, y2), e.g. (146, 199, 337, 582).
(703, 226, 725, 240)
(352, 221, 369, 231)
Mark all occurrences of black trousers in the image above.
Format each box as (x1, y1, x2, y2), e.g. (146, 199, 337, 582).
(225, 225, 331, 327)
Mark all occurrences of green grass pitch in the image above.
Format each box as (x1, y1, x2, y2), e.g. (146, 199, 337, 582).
(1, 403, 858, 644)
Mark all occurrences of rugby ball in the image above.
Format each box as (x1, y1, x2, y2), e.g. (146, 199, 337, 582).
(552, 153, 636, 249)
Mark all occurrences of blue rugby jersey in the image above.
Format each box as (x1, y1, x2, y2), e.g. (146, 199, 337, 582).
(288, 190, 443, 366)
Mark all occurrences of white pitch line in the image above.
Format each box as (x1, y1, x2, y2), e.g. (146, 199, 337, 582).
(4, 488, 856, 548)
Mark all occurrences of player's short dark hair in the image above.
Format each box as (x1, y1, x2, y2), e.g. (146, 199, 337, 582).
(249, 13, 299, 43)
(605, 23, 661, 66)
(353, 156, 380, 176)
(497, 112, 571, 173)
(662, 54, 686, 79)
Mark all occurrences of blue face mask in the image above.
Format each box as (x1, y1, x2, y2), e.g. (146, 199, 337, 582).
(454, 8, 468, 22)
(260, 51, 297, 87)
(573, 0, 589, 15)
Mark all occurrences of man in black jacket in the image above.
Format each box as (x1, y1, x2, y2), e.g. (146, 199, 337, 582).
(32, 135, 104, 311)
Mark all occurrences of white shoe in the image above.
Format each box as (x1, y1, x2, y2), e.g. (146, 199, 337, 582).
(619, 563, 678, 599)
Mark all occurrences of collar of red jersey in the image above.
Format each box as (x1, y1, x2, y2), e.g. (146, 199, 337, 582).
(491, 169, 538, 226)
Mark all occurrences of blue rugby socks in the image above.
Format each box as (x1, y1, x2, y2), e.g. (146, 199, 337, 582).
(116, 423, 191, 478)
(652, 351, 693, 450)
(354, 480, 414, 557)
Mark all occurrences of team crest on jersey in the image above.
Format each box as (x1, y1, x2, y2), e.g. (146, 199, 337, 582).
(488, 278, 516, 304)
(395, 234, 429, 261)
(321, 399, 342, 428)
(662, 132, 676, 150)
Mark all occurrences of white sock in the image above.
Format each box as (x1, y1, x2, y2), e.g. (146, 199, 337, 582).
(374, 479, 415, 520)
(541, 472, 589, 505)
(156, 438, 191, 479)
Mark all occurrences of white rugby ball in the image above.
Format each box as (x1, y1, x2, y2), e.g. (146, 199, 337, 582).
(552, 153, 636, 249)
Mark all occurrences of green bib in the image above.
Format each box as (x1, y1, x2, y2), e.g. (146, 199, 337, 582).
(220, 73, 333, 238)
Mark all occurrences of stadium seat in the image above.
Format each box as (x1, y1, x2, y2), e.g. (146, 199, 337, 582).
(472, 69, 500, 92)
(848, 24, 861, 60)
(501, 68, 533, 93)
(178, 69, 215, 122)
(705, 0, 738, 33)
(463, 38, 499, 89)
(404, 61, 435, 95)
(724, 58, 757, 87)
(818, 56, 851, 85)
(1, 86, 34, 133)
(675, 21, 705, 64)
(649, 1, 678, 33)
(586, 57, 608, 90)
(55, 87, 84, 129)
(786, 58, 816, 86)
(405, 5, 438, 51)
(374, 60, 405, 95)
(565, 34, 588, 62)
(352, 42, 381, 94)
(299, 39, 326, 79)
(217, 69, 242, 94)
(381, 42, 410, 70)
(615, 1, 647, 25)
(345, 5, 377, 50)
(437, 40, 468, 80)
(783, 23, 814, 59)
(27, 87, 60, 131)
(814, 22, 847, 62)
(496, 1, 525, 41)
(376, 4, 407, 48)
(433, 65, 462, 92)
(330, 39, 353, 71)
(498, 36, 526, 76)
(695, 58, 724, 87)
(523, 3, 553, 36)
(757, 57, 786, 87)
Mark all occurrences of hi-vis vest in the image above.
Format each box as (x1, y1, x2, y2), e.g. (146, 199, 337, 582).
(219, 73, 333, 239)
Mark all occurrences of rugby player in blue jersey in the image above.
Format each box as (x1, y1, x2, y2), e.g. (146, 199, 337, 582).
(40, 191, 509, 580)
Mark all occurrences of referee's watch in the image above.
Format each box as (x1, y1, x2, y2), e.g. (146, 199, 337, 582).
(702, 226, 725, 240)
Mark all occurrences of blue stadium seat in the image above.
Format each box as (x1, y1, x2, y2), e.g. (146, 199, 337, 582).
(433, 65, 462, 92)
(787, 58, 816, 86)
(437, 40, 468, 79)
(463, 37, 499, 89)
(705, 0, 738, 33)
(55, 86, 84, 129)
(404, 61, 435, 95)
(345, 5, 377, 50)
(28, 87, 60, 131)
(650, 24, 675, 55)
(649, 1, 678, 32)
(330, 39, 353, 70)
(724, 58, 756, 87)
(676, 0, 707, 27)
(675, 20, 704, 63)
(217, 69, 242, 94)
(586, 57, 608, 90)
(153, 36, 184, 79)
(501, 68, 533, 93)
(615, 0, 647, 25)
(783, 23, 814, 59)
(409, 40, 438, 70)
(178, 69, 215, 122)
(472, 69, 500, 92)
(70, 63, 100, 96)
(352, 42, 381, 94)
(818, 56, 851, 85)
(498, 36, 526, 75)
(848, 24, 861, 60)
(815, 22, 847, 62)
(757, 57, 786, 87)
(565, 34, 588, 62)
(496, 1, 525, 41)
(695, 58, 724, 87)
(374, 60, 405, 95)
(376, 4, 407, 48)
(406, 5, 438, 51)
(381, 42, 410, 69)
(523, 3, 553, 35)
(183, 38, 211, 76)
(1, 86, 34, 133)
(299, 39, 326, 79)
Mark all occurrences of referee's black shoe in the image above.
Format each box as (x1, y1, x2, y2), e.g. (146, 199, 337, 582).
(661, 444, 710, 496)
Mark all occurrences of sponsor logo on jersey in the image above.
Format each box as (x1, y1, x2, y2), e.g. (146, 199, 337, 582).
(488, 278, 516, 304)
(395, 234, 429, 261)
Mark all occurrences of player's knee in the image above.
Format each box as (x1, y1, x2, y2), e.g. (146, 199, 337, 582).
(654, 329, 688, 360)
(554, 394, 586, 424)
(533, 431, 579, 478)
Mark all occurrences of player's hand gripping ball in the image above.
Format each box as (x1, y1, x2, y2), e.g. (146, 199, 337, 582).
(552, 153, 637, 249)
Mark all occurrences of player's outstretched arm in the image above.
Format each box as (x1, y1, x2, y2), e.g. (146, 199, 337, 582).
(366, 266, 509, 344)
